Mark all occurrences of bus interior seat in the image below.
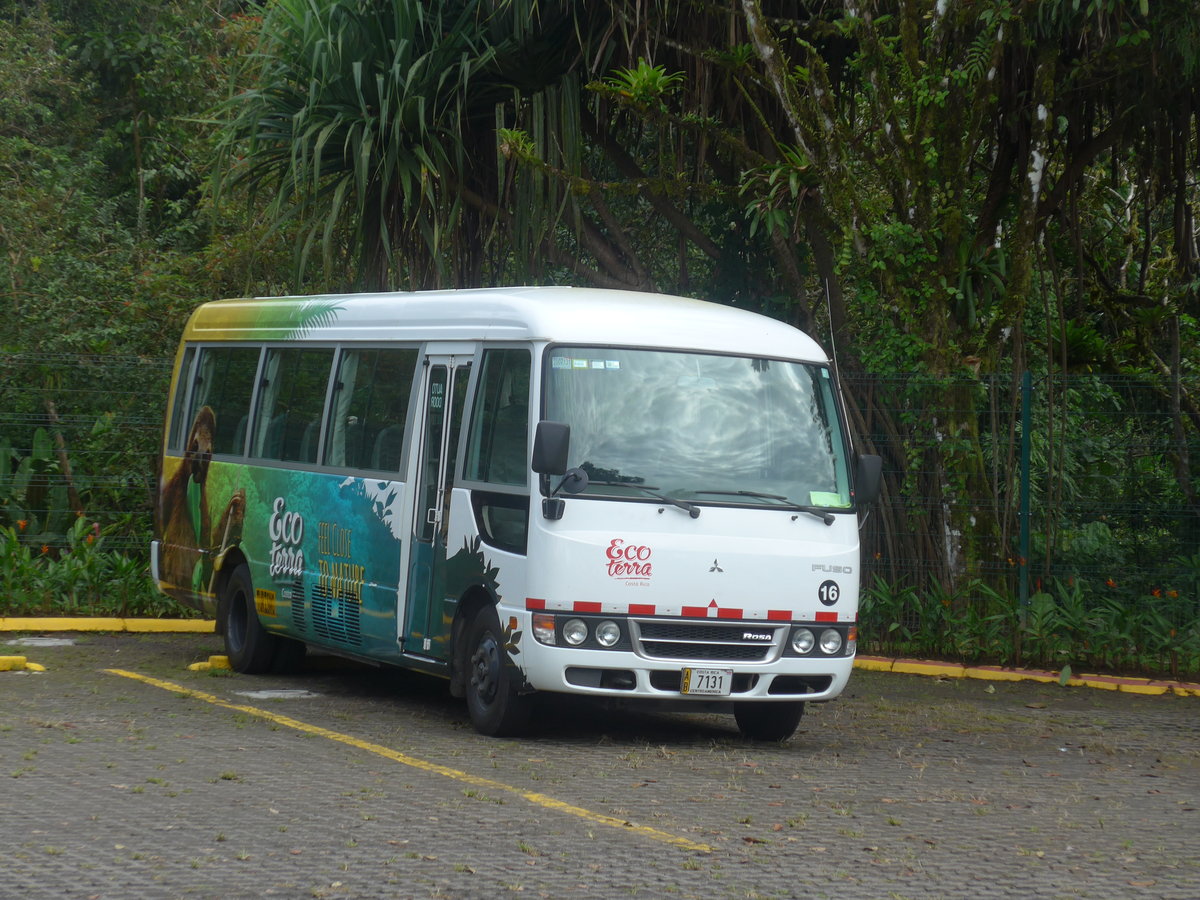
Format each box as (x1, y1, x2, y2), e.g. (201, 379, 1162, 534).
(229, 414, 249, 456)
(298, 419, 320, 463)
(371, 424, 404, 471)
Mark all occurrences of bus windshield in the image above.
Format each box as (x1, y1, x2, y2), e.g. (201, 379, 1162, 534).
(544, 347, 852, 509)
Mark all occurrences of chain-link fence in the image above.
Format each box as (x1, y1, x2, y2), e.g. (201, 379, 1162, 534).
(850, 370, 1200, 636)
(4, 355, 1199, 621)
(0, 353, 172, 553)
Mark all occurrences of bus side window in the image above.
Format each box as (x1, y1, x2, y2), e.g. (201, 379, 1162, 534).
(187, 347, 261, 456)
(165, 346, 196, 452)
(325, 348, 418, 472)
(464, 349, 531, 486)
(250, 348, 334, 463)
(464, 348, 531, 553)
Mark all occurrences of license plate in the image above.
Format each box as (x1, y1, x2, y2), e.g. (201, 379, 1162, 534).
(680, 667, 733, 696)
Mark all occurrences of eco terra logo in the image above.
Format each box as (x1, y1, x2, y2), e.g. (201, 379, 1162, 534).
(606, 538, 652, 581)
(269, 496, 305, 581)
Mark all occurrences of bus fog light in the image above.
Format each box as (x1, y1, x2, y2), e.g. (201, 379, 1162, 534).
(819, 628, 843, 654)
(532, 613, 556, 645)
(791, 627, 815, 654)
(563, 618, 588, 646)
(595, 620, 621, 647)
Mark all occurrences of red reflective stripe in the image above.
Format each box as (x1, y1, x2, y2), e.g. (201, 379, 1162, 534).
(680, 606, 709, 618)
(767, 610, 792, 621)
(815, 611, 837, 622)
(628, 604, 656, 615)
(574, 601, 602, 613)
(716, 607, 743, 619)
(525, 598, 546, 610)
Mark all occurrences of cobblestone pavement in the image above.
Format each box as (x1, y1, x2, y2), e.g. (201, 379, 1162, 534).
(2, 633, 1196, 899)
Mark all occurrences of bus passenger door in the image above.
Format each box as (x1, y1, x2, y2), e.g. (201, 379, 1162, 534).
(403, 355, 470, 659)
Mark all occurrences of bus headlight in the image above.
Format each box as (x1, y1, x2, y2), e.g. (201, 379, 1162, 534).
(563, 618, 588, 646)
(791, 627, 815, 654)
(819, 628, 843, 655)
(595, 620, 621, 647)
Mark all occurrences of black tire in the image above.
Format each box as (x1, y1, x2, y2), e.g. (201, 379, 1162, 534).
(221, 564, 276, 674)
(464, 606, 532, 737)
(734, 701, 805, 741)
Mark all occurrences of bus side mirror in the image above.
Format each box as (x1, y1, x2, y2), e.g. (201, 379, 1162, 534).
(532, 421, 570, 476)
(854, 454, 882, 506)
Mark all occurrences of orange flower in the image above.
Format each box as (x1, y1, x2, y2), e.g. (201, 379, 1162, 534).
(41, 544, 50, 554)
(1168, 590, 1179, 598)
(1152, 588, 1162, 598)
(1105, 578, 1117, 588)
(17, 519, 27, 531)
(86, 534, 95, 544)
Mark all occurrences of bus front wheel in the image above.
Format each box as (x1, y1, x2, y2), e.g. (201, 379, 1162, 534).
(734, 701, 805, 741)
(465, 607, 532, 737)
(221, 564, 276, 674)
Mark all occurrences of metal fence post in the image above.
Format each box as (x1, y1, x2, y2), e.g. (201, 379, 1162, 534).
(1019, 369, 1032, 611)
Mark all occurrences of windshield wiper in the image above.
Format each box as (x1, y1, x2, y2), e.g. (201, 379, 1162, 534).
(586, 480, 701, 519)
(691, 489, 835, 525)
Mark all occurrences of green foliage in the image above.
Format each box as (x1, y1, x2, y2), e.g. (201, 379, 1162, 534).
(215, 0, 525, 289)
(0, 518, 191, 617)
(860, 574, 1199, 680)
(602, 58, 684, 109)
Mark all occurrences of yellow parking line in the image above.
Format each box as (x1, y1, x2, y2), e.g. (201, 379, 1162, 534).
(105, 668, 713, 854)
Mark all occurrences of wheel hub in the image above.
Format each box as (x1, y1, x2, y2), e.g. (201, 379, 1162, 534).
(470, 634, 500, 704)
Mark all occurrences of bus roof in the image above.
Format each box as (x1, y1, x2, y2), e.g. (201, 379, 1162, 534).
(181, 286, 830, 362)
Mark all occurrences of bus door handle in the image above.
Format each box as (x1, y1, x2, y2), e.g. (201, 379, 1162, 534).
(426, 507, 438, 526)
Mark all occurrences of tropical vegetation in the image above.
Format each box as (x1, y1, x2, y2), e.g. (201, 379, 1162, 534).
(1, 0, 1197, 677)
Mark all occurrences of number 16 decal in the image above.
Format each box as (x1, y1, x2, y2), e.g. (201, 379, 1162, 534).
(818, 580, 840, 606)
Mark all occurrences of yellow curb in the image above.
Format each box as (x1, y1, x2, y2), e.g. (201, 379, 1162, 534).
(0, 656, 44, 672)
(1, 617, 214, 633)
(853, 657, 895, 672)
(1068, 676, 1118, 691)
(187, 655, 231, 672)
(892, 660, 965, 678)
(962, 666, 1058, 684)
(2, 617, 125, 631)
(1117, 682, 1169, 696)
(123, 619, 215, 633)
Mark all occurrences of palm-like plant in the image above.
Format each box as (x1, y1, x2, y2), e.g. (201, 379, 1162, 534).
(217, 0, 531, 290)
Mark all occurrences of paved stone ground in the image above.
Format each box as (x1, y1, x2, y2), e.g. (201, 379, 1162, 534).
(1, 633, 1196, 899)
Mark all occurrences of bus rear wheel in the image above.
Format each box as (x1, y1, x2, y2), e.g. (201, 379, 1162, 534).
(221, 564, 276, 674)
(465, 607, 532, 737)
(734, 701, 805, 741)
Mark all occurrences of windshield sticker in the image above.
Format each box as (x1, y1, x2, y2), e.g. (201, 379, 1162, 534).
(552, 356, 622, 371)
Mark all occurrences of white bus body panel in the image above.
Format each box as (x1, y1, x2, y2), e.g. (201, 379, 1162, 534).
(501, 497, 860, 701)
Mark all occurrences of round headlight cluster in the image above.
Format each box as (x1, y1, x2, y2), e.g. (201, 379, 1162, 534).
(791, 627, 815, 654)
(791, 626, 847, 655)
(563, 618, 588, 645)
(595, 620, 621, 647)
(819, 628, 843, 654)
(562, 618, 622, 648)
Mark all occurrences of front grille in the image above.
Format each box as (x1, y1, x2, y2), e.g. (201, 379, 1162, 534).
(632, 619, 782, 662)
